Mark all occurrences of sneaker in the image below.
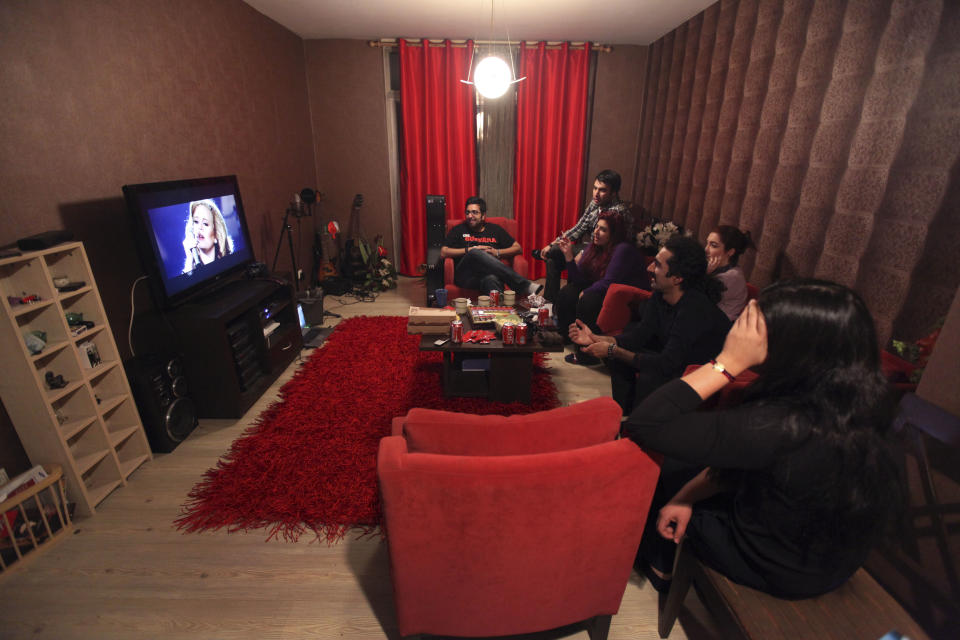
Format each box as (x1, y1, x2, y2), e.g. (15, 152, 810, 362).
(527, 282, 544, 297)
(564, 351, 601, 366)
(531, 248, 546, 261)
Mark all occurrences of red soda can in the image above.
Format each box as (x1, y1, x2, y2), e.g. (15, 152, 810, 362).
(501, 321, 515, 345)
(537, 306, 550, 326)
(450, 319, 463, 343)
(489, 290, 501, 306)
(516, 322, 528, 345)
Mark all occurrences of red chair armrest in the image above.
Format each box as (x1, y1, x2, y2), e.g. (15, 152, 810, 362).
(597, 285, 652, 335)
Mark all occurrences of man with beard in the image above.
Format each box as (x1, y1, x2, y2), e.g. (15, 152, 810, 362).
(441, 197, 543, 297)
(569, 235, 731, 415)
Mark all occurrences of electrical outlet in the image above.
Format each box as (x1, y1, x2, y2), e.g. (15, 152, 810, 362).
(0, 468, 8, 485)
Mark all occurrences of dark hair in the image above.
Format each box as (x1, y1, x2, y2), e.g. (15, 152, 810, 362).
(742, 279, 903, 550)
(465, 196, 486, 214)
(595, 169, 621, 194)
(663, 235, 722, 301)
(579, 211, 627, 279)
(711, 225, 755, 266)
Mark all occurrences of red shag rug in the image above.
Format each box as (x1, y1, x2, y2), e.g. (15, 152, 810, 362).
(175, 315, 559, 542)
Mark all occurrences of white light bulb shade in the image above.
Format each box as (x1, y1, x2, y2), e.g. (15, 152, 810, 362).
(473, 56, 512, 99)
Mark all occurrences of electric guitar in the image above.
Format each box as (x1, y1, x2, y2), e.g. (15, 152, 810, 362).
(340, 194, 366, 281)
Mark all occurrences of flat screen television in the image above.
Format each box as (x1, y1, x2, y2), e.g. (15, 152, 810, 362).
(123, 175, 256, 309)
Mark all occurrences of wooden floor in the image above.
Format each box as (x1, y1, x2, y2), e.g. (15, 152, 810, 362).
(0, 277, 719, 640)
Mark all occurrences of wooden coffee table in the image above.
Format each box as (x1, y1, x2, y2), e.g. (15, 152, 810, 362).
(418, 310, 562, 403)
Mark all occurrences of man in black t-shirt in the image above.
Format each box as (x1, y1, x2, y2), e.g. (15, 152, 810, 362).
(441, 197, 543, 297)
(570, 235, 731, 415)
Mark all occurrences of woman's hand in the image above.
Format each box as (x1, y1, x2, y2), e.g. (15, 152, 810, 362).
(558, 237, 575, 261)
(657, 501, 693, 543)
(717, 299, 767, 375)
(706, 254, 722, 274)
(568, 318, 596, 346)
(183, 234, 198, 252)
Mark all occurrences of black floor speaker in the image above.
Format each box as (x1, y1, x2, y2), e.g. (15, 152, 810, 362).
(425, 195, 447, 305)
(124, 354, 198, 453)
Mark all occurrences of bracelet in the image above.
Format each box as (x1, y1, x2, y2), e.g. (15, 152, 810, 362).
(607, 343, 615, 358)
(496, 248, 500, 258)
(710, 359, 736, 382)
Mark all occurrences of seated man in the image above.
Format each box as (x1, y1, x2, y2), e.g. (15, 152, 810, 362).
(441, 196, 543, 297)
(570, 235, 731, 415)
(534, 169, 632, 303)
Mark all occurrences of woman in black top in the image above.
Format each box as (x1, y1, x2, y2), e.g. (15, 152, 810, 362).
(626, 280, 903, 598)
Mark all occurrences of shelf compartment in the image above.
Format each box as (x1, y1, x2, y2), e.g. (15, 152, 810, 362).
(31, 339, 69, 362)
(15, 301, 70, 348)
(74, 447, 110, 476)
(45, 379, 86, 404)
(102, 399, 141, 442)
(43, 247, 91, 288)
(85, 360, 119, 383)
(81, 455, 122, 510)
(35, 341, 84, 395)
(89, 364, 128, 413)
(11, 299, 54, 318)
(70, 323, 104, 343)
(50, 383, 97, 427)
(118, 454, 150, 480)
(57, 285, 93, 303)
(77, 328, 118, 371)
(60, 290, 104, 327)
(0, 256, 54, 303)
(60, 415, 98, 441)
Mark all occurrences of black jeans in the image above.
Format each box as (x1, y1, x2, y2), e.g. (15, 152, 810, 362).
(555, 283, 605, 337)
(609, 357, 672, 416)
(454, 249, 533, 294)
(543, 243, 586, 303)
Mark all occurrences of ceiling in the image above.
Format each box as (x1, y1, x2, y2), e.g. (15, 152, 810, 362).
(243, 0, 717, 46)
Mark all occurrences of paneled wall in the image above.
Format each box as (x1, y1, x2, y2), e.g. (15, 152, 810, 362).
(633, 0, 960, 343)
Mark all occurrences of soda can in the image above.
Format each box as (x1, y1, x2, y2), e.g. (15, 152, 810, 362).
(450, 319, 463, 343)
(516, 322, 528, 345)
(501, 321, 515, 345)
(537, 306, 550, 326)
(489, 290, 501, 306)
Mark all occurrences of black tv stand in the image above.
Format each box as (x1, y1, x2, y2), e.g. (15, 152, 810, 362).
(166, 278, 301, 418)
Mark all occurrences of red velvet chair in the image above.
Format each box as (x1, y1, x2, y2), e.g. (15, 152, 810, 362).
(442, 216, 530, 303)
(378, 398, 662, 640)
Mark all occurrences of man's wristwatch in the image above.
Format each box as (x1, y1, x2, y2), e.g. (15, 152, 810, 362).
(607, 343, 616, 359)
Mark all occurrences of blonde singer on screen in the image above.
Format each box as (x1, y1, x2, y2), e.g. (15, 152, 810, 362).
(182, 199, 234, 273)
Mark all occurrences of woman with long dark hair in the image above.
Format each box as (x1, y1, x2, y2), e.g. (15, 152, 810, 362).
(626, 280, 904, 598)
(705, 225, 755, 321)
(555, 210, 647, 364)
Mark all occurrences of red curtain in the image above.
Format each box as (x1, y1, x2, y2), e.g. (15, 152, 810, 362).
(399, 39, 477, 275)
(514, 42, 591, 279)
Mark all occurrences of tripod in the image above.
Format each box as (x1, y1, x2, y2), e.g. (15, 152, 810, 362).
(272, 193, 313, 291)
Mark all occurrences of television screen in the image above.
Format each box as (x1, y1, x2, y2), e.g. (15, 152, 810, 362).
(123, 175, 256, 308)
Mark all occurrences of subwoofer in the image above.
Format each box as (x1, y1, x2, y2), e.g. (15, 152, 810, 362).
(124, 354, 198, 453)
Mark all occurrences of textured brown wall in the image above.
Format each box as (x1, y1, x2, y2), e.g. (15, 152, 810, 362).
(635, 0, 960, 344)
(587, 46, 649, 204)
(0, 0, 316, 471)
(304, 40, 394, 261)
(0, 0, 315, 345)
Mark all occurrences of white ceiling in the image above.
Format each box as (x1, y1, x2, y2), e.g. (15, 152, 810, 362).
(243, 0, 717, 46)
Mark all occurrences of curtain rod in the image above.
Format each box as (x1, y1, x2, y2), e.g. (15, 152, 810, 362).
(368, 38, 612, 53)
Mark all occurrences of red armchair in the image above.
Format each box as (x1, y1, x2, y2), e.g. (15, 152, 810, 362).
(378, 398, 661, 639)
(442, 216, 530, 303)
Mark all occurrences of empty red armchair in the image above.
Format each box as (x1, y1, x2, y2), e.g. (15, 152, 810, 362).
(441, 216, 529, 303)
(379, 398, 661, 639)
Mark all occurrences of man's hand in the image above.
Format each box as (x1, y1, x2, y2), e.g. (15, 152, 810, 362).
(568, 319, 596, 346)
(657, 501, 693, 543)
(469, 245, 496, 255)
(582, 340, 608, 358)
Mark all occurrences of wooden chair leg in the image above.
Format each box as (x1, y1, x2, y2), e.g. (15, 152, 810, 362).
(658, 542, 693, 638)
(585, 613, 612, 640)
